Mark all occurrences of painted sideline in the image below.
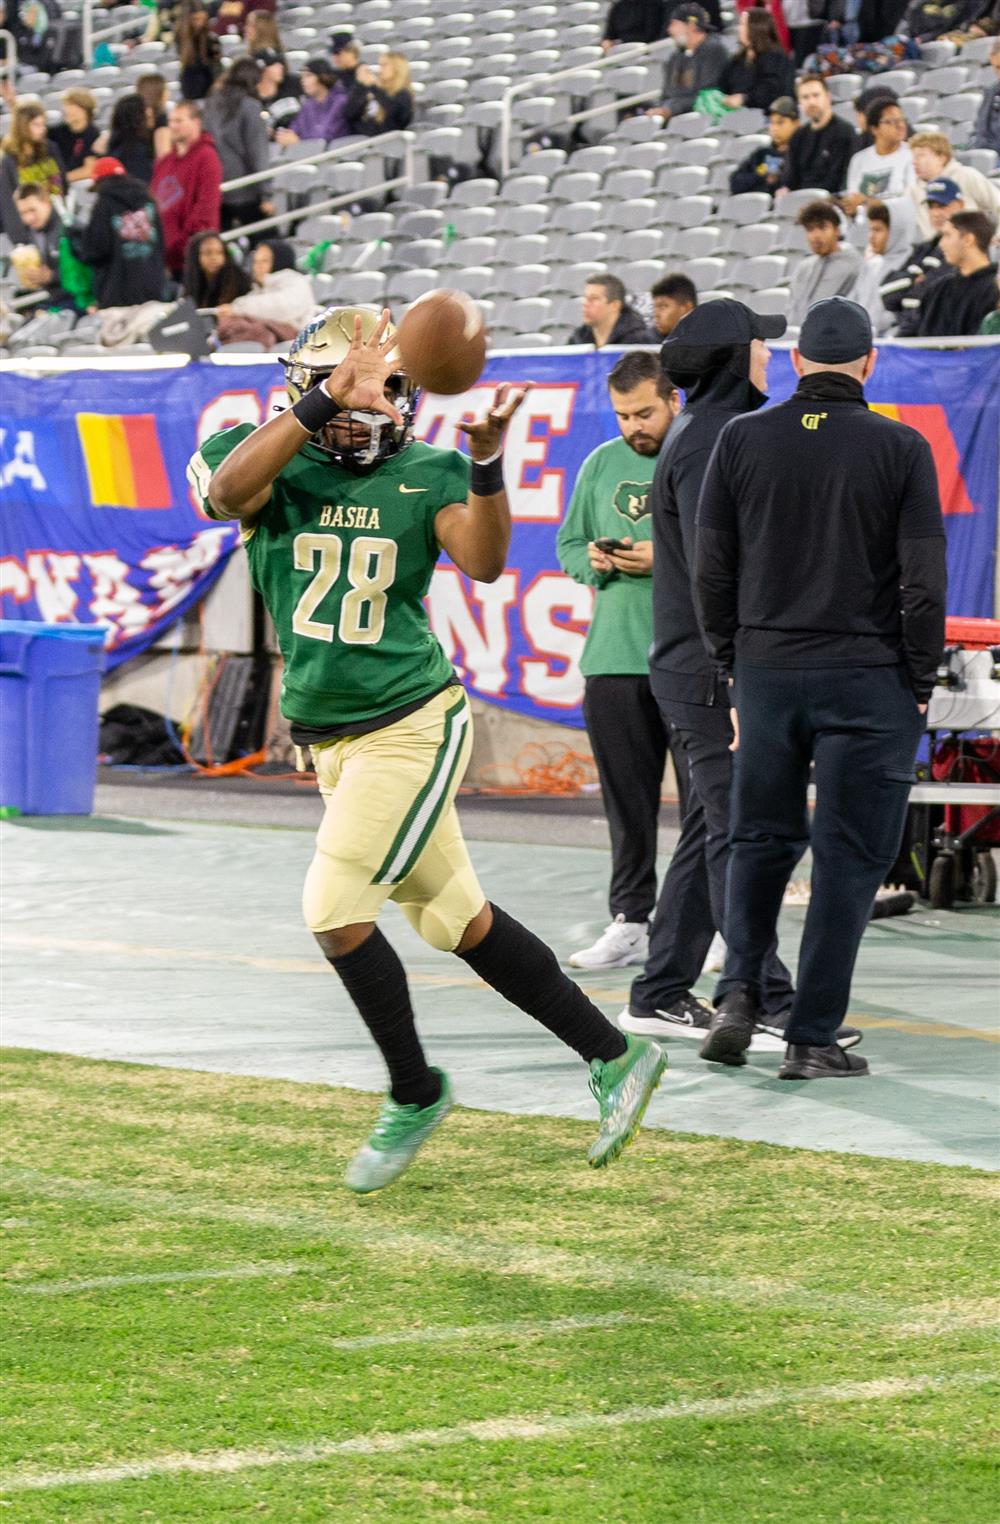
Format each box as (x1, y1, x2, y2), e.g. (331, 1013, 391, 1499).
(3, 1372, 993, 1493)
(11, 1263, 303, 1296)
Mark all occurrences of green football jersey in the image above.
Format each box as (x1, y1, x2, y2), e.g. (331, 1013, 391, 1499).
(188, 426, 470, 729)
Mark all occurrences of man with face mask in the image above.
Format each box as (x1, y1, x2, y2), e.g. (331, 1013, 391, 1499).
(620, 302, 866, 1054)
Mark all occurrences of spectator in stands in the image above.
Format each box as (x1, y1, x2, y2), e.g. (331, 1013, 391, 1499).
(852, 85, 898, 151)
(839, 99, 912, 217)
(102, 94, 161, 186)
(904, 0, 982, 39)
(0, 99, 65, 244)
(972, 41, 1000, 154)
(151, 101, 222, 278)
(788, 201, 862, 324)
(213, 0, 274, 38)
(72, 156, 167, 309)
(729, 93, 800, 194)
(736, 0, 790, 49)
(557, 350, 683, 972)
(601, 0, 669, 48)
(255, 48, 302, 137)
(781, 75, 856, 195)
(136, 73, 172, 159)
(647, 4, 728, 122)
(244, 9, 283, 52)
(850, 199, 916, 334)
(215, 236, 315, 344)
(177, 1, 222, 102)
(651, 273, 697, 335)
(569, 273, 656, 346)
(182, 229, 252, 307)
(8, 183, 73, 306)
(329, 32, 362, 83)
(909, 131, 1000, 240)
(881, 179, 963, 336)
(719, 10, 793, 113)
(782, 0, 825, 68)
(276, 56, 358, 146)
(203, 56, 274, 234)
(49, 89, 99, 183)
(979, 271, 1000, 335)
(915, 210, 999, 336)
(355, 52, 415, 134)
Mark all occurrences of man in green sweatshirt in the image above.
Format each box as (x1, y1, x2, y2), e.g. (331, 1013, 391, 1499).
(557, 351, 682, 971)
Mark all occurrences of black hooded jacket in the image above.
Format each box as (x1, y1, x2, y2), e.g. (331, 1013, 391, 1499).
(915, 263, 999, 338)
(649, 348, 767, 704)
(76, 174, 167, 308)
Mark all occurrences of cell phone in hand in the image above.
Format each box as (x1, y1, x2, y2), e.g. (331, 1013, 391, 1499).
(594, 537, 629, 553)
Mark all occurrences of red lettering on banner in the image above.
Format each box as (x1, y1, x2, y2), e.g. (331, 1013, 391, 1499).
(24, 551, 81, 623)
(520, 572, 593, 709)
(896, 404, 976, 516)
(426, 567, 518, 697)
(190, 390, 264, 520)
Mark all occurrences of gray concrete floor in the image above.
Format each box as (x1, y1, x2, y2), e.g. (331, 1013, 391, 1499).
(3, 780, 998, 1170)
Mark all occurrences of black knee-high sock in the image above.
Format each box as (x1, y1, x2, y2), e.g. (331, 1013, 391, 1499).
(458, 904, 627, 1064)
(328, 929, 441, 1108)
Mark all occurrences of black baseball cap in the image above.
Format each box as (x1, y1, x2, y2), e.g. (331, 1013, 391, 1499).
(670, 2, 713, 27)
(253, 47, 282, 68)
(663, 298, 787, 351)
(769, 95, 799, 120)
(329, 30, 357, 51)
(798, 297, 872, 364)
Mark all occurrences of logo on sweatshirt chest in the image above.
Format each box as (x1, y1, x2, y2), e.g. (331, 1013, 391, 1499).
(613, 481, 650, 525)
(801, 413, 829, 432)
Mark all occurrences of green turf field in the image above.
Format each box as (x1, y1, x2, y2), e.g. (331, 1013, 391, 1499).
(2, 1048, 997, 1523)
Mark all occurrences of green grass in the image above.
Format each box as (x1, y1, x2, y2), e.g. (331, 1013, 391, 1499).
(2, 1048, 997, 1523)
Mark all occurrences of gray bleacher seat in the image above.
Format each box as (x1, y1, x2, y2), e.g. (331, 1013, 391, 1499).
(938, 95, 982, 127)
(715, 106, 767, 135)
(448, 206, 498, 237)
(957, 148, 998, 175)
(551, 200, 603, 231)
(673, 226, 722, 258)
(336, 272, 389, 304)
(614, 116, 665, 142)
(449, 266, 496, 299)
(568, 145, 618, 173)
(502, 263, 552, 296)
(549, 169, 603, 202)
(622, 259, 668, 290)
(604, 167, 656, 199)
(625, 141, 672, 172)
(350, 211, 395, 241)
(669, 112, 712, 139)
(656, 166, 710, 196)
(607, 197, 659, 230)
(724, 222, 781, 256)
(918, 40, 958, 65)
(752, 286, 791, 316)
(826, 74, 862, 101)
(495, 203, 551, 235)
(498, 232, 550, 264)
(394, 209, 446, 239)
(920, 65, 972, 95)
(555, 230, 609, 262)
(509, 332, 553, 347)
(669, 194, 714, 228)
(674, 137, 719, 167)
(621, 229, 665, 259)
(727, 253, 788, 290)
(397, 237, 445, 269)
(503, 175, 551, 206)
(389, 268, 442, 302)
(441, 235, 498, 267)
(961, 36, 999, 64)
(506, 296, 553, 330)
(718, 191, 773, 225)
(686, 256, 727, 289)
(563, 259, 610, 285)
(775, 188, 831, 218)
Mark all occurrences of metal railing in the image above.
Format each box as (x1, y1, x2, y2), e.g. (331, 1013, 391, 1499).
(219, 177, 409, 241)
(0, 28, 17, 85)
(82, 1, 150, 66)
(220, 128, 415, 196)
(499, 38, 674, 178)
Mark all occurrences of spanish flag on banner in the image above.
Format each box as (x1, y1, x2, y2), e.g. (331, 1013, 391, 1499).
(76, 413, 172, 509)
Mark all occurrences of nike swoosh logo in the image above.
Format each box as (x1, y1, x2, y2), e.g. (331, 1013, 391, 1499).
(399, 485, 427, 494)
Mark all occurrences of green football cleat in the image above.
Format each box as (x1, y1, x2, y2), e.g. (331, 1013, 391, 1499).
(345, 1069, 452, 1194)
(587, 1035, 667, 1169)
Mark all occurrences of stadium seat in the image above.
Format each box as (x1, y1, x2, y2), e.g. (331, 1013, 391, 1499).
(752, 287, 791, 316)
(717, 192, 772, 225)
(389, 268, 441, 302)
(670, 195, 715, 228)
(673, 226, 722, 258)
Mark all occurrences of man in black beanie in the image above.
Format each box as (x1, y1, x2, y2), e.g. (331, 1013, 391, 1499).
(694, 297, 946, 1078)
(621, 301, 805, 1050)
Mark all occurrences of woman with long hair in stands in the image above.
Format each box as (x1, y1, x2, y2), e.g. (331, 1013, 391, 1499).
(177, 0, 222, 101)
(355, 50, 414, 135)
(182, 229, 253, 308)
(102, 93, 157, 185)
(244, 9, 282, 53)
(202, 54, 275, 234)
(0, 98, 65, 241)
(135, 72, 173, 160)
(719, 8, 794, 112)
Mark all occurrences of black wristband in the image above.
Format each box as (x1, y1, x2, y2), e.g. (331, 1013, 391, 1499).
(470, 454, 504, 496)
(291, 383, 342, 434)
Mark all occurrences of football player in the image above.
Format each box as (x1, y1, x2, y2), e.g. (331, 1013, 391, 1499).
(188, 306, 666, 1193)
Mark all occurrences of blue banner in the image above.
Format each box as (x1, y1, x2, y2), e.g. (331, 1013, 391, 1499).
(1, 347, 997, 720)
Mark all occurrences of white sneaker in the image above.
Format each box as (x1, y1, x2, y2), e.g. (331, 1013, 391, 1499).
(701, 931, 727, 975)
(568, 915, 649, 970)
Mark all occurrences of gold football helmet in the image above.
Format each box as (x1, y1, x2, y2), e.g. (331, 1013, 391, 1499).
(281, 304, 418, 471)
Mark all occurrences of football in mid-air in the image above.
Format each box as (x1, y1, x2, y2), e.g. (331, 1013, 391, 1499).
(396, 289, 487, 395)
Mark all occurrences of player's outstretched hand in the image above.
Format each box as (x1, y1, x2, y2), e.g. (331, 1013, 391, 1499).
(323, 310, 403, 424)
(458, 383, 529, 462)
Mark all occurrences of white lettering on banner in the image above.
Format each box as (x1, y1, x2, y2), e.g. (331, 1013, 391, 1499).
(82, 552, 150, 640)
(520, 574, 592, 709)
(0, 558, 31, 604)
(426, 568, 518, 697)
(0, 429, 47, 491)
(196, 390, 262, 445)
(25, 553, 81, 623)
(413, 385, 577, 522)
(142, 529, 231, 616)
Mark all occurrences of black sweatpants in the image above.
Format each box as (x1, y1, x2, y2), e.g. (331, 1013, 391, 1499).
(629, 694, 794, 1016)
(583, 674, 687, 924)
(725, 663, 924, 1046)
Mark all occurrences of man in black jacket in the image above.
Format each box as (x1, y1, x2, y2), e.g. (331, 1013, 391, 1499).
(880, 178, 961, 336)
(602, 0, 668, 47)
(621, 300, 806, 1050)
(694, 297, 946, 1079)
(782, 75, 856, 195)
(569, 273, 656, 346)
(73, 156, 166, 309)
(915, 209, 999, 337)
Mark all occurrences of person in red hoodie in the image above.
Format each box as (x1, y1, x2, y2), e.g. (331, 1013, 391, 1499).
(151, 101, 222, 279)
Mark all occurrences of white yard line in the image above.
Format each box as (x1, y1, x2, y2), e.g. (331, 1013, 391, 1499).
(326, 1311, 642, 1350)
(3, 1371, 992, 1493)
(12, 1263, 303, 1296)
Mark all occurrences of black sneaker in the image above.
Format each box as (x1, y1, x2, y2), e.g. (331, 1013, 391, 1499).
(756, 1011, 863, 1051)
(779, 1043, 870, 1080)
(618, 993, 713, 1040)
(699, 986, 757, 1067)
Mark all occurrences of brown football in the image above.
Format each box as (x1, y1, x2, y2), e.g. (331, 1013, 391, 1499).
(395, 289, 487, 395)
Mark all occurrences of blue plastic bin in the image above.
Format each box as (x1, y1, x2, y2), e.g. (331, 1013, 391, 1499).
(0, 621, 107, 815)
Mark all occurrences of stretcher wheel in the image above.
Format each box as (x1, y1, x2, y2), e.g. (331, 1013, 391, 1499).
(928, 852, 955, 909)
(969, 850, 998, 907)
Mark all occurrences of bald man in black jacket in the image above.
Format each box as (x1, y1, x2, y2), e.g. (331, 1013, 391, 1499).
(694, 297, 946, 1080)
